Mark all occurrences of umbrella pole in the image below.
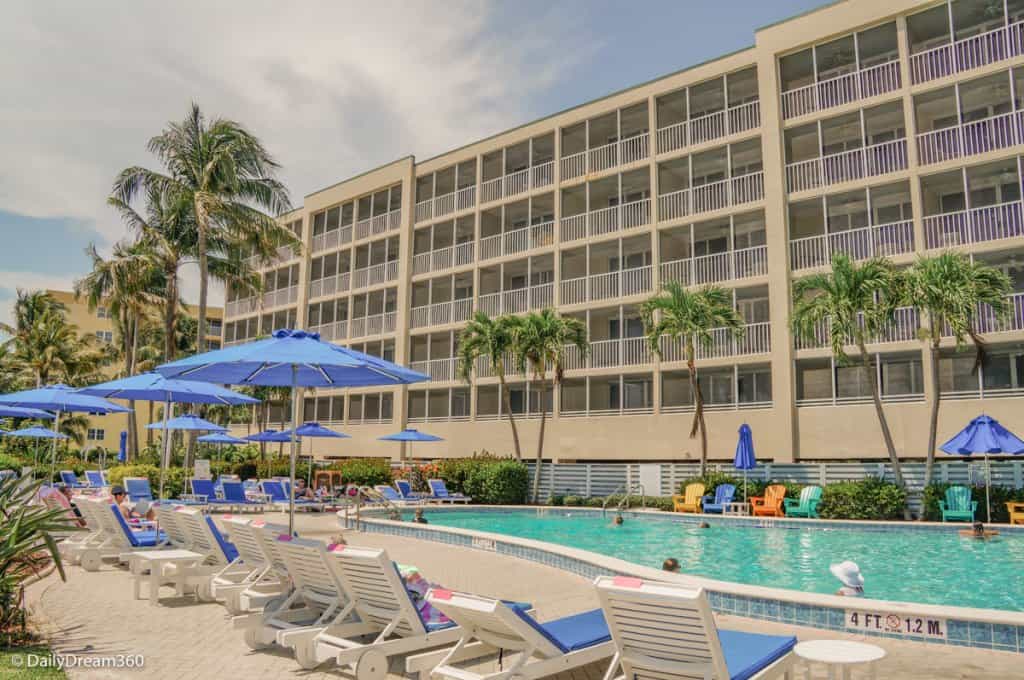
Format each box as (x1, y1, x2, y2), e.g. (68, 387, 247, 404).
(986, 454, 992, 524)
(49, 410, 61, 483)
(288, 365, 299, 535)
(159, 399, 173, 499)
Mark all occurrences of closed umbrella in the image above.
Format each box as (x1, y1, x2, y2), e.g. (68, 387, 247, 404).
(155, 329, 428, 533)
(940, 414, 1024, 523)
(0, 384, 129, 480)
(146, 414, 227, 498)
(378, 428, 443, 462)
(734, 423, 757, 502)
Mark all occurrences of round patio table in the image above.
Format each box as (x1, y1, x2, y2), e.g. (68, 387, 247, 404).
(794, 640, 886, 679)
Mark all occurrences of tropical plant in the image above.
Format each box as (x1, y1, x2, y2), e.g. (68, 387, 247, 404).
(902, 252, 1012, 487)
(641, 282, 744, 474)
(457, 312, 524, 461)
(112, 103, 295, 352)
(511, 309, 588, 503)
(791, 254, 907, 489)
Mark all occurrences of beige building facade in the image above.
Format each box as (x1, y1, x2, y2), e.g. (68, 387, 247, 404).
(48, 289, 223, 453)
(223, 0, 1024, 464)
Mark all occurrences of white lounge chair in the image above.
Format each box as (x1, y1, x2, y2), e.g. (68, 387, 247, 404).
(77, 497, 167, 571)
(166, 508, 250, 600)
(234, 536, 353, 652)
(154, 502, 192, 548)
(285, 544, 464, 673)
(426, 479, 471, 504)
(408, 589, 614, 680)
(211, 516, 289, 614)
(594, 576, 796, 680)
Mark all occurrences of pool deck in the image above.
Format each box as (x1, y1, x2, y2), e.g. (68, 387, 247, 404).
(24, 511, 1022, 680)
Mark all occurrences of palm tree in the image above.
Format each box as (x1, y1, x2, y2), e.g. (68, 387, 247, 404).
(457, 312, 524, 461)
(902, 252, 1012, 488)
(512, 309, 588, 503)
(641, 282, 744, 475)
(112, 103, 294, 351)
(791, 254, 907, 488)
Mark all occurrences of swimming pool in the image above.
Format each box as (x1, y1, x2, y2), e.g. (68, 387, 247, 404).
(410, 509, 1024, 612)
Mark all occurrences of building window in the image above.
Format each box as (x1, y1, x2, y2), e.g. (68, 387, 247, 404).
(87, 428, 105, 441)
(96, 306, 108, 319)
(94, 330, 113, 343)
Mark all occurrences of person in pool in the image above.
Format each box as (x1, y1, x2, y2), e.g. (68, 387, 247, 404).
(959, 521, 999, 539)
(830, 560, 864, 597)
(413, 509, 428, 524)
(662, 558, 681, 573)
(613, 514, 624, 526)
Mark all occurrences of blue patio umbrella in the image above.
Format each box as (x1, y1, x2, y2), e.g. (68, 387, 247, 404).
(197, 432, 249, 445)
(379, 428, 443, 461)
(940, 414, 1024, 523)
(0, 405, 55, 420)
(146, 414, 227, 498)
(8, 426, 69, 477)
(280, 422, 350, 486)
(155, 329, 429, 533)
(0, 384, 129, 480)
(734, 423, 757, 502)
(245, 428, 294, 443)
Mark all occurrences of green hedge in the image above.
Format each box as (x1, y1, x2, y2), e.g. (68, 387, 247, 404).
(921, 483, 1024, 523)
(327, 458, 392, 487)
(553, 494, 675, 512)
(0, 453, 26, 473)
(463, 460, 529, 505)
(817, 478, 906, 520)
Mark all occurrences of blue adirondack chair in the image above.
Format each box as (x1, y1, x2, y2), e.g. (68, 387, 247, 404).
(939, 485, 976, 522)
(784, 485, 823, 518)
(700, 484, 736, 513)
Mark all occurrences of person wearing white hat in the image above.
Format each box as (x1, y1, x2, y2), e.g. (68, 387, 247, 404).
(830, 560, 864, 597)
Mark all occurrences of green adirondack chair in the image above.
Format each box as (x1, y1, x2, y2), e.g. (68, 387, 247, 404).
(939, 485, 977, 522)
(783, 485, 822, 518)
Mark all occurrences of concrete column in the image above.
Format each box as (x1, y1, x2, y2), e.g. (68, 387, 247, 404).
(553, 128, 563, 306)
(393, 159, 417, 461)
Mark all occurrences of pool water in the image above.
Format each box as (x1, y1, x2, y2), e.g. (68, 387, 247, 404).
(414, 509, 1024, 612)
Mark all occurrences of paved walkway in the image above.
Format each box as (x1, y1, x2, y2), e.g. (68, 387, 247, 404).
(23, 512, 1023, 679)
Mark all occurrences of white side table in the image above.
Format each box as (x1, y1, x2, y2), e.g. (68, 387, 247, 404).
(128, 549, 205, 606)
(794, 640, 886, 680)
(722, 502, 750, 516)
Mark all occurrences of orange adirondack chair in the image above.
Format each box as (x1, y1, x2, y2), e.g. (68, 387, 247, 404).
(750, 484, 787, 517)
(673, 483, 706, 513)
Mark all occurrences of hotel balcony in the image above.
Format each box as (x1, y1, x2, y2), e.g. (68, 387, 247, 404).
(410, 272, 474, 329)
(560, 102, 650, 182)
(261, 263, 299, 309)
(479, 193, 555, 261)
(412, 215, 475, 276)
(348, 288, 397, 338)
(779, 21, 900, 120)
(308, 270, 350, 300)
(348, 312, 397, 338)
(659, 210, 768, 284)
(796, 351, 924, 407)
(788, 180, 915, 270)
(410, 298, 474, 330)
(654, 66, 760, 155)
(784, 102, 908, 194)
(225, 296, 259, 318)
(658, 322, 772, 361)
(311, 203, 354, 254)
(954, 291, 1024, 336)
(309, 319, 348, 343)
(477, 255, 554, 316)
(794, 306, 920, 350)
(308, 250, 351, 300)
(560, 170, 651, 242)
(409, 356, 460, 383)
(480, 133, 555, 203)
(908, 2, 1024, 85)
(560, 238, 652, 306)
(307, 296, 348, 343)
(351, 236, 400, 290)
(921, 159, 1023, 249)
(409, 332, 462, 383)
(415, 159, 477, 223)
(657, 139, 765, 221)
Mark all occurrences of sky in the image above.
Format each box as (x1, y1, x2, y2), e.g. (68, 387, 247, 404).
(0, 0, 826, 328)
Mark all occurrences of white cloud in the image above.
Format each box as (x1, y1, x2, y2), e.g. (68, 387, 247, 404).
(0, 1, 591, 258)
(0, 270, 79, 327)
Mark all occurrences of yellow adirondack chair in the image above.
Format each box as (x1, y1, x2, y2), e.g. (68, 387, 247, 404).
(673, 483, 706, 513)
(1007, 502, 1024, 525)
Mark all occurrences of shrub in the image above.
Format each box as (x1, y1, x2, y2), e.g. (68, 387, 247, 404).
(329, 458, 392, 487)
(392, 463, 441, 492)
(0, 453, 26, 473)
(562, 495, 586, 507)
(922, 483, 1024, 523)
(817, 478, 906, 520)
(106, 464, 190, 499)
(464, 460, 529, 505)
(436, 454, 511, 495)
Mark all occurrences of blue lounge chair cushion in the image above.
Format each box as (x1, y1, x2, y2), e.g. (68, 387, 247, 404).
(718, 629, 796, 680)
(132, 530, 166, 547)
(513, 607, 610, 653)
(205, 516, 239, 562)
(190, 479, 216, 500)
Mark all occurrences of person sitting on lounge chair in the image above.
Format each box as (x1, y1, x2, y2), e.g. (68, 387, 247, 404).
(110, 484, 154, 521)
(293, 478, 315, 500)
(830, 560, 864, 597)
(56, 484, 84, 525)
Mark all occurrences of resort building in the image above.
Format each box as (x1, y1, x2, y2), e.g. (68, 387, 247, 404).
(222, 0, 1024, 464)
(47, 289, 223, 453)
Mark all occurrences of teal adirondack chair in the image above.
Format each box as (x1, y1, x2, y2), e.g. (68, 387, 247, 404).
(783, 485, 822, 518)
(939, 485, 977, 522)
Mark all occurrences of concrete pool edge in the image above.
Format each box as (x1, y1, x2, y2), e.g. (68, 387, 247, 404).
(343, 505, 1024, 654)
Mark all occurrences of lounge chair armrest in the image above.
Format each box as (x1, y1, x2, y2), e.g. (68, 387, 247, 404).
(749, 496, 765, 506)
(782, 498, 798, 509)
(700, 495, 712, 504)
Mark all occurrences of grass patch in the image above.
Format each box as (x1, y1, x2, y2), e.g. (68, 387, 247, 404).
(0, 645, 67, 679)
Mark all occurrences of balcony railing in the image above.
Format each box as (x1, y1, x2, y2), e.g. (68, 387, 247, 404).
(412, 242, 475, 276)
(309, 320, 348, 342)
(560, 198, 651, 242)
(916, 111, 1023, 166)
(479, 221, 555, 260)
(655, 100, 761, 155)
(348, 311, 397, 338)
(409, 357, 459, 382)
(410, 298, 474, 329)
(354, 209, 402, 241)
(794, 306, 919, 350)
(480, 161, 555, 203)
(307, 271, 351, 299)
(923, 199, 1024, 249)
(659, 245, 768, 286)
(911, 21, 1024, 85)
(657, 171, 765, 219)
(351, 260, 399, 289)
(780, 60, 901, 120)
(478, 284, 554, 317)
(225, 297, 259, 318)
(415, 186, 476, 224)
(785, 139, 908, 193)
(946, 292, 1024, 336)
(562, 337, 651, 371)
(311, 225, 353, 253)
(789, 220, 915, 271)
(261, 285, 298, 309)
(560, 132, 650, 181)
(560, 266, 652, 306)
(658, 321, 772, 361)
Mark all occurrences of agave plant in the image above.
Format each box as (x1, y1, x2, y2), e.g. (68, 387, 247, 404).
(0, 477, 79, 642)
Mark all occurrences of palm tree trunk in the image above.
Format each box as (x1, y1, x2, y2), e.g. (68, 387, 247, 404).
(858, 342, 909, 519)
(164, 272, 178, 361)
(497, 370, 522, 460)
(686, 345, 708, 476)
(146, 401, 155, 446)
(127, 313, 139, 460)
(195, 201, 209, 353)
(924, 337, 942, 488)
(531, 374, 549, 503)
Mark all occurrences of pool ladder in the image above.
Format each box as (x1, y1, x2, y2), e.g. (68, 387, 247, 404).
(339, 486, 402, 530)
(601, 483, 646, 516)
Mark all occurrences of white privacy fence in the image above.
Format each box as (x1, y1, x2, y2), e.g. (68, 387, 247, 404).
(525, 460, 1024, 514)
